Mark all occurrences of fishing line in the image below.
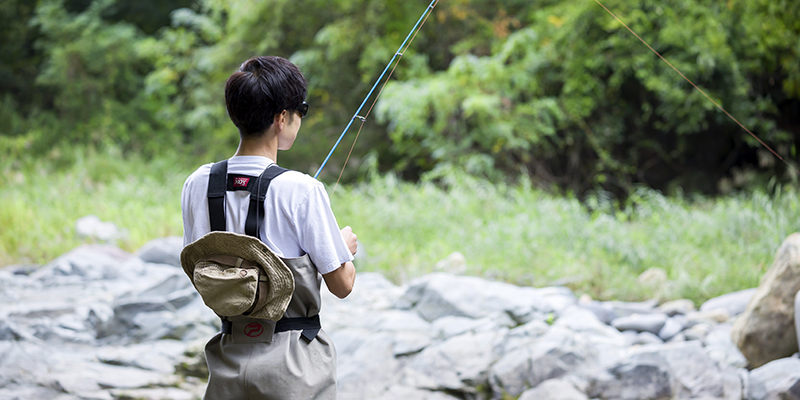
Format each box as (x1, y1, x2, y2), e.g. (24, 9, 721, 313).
(314, 0, 441, 188)
(593, 0, 798, 175)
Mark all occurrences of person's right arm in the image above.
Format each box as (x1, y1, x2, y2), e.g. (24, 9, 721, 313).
(323, 261, 356, 299)
(323, 226, 357, 298)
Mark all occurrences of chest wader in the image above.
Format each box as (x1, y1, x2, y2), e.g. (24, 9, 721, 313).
(203, 160, 337, 400)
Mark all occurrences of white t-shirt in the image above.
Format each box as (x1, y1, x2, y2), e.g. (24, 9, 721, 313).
(181, 156, 353, 275)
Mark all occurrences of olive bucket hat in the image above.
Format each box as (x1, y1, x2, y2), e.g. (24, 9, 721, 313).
(180, 231, 295, 321)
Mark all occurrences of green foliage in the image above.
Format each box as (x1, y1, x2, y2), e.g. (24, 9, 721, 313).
(3, 0, 797, 191)
(377, 0, 800, 195)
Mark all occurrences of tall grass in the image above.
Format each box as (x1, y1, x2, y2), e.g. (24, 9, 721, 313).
(2, 153, 797, 304)
(332, 172, 800, 303)
(0, 149, 189, 265)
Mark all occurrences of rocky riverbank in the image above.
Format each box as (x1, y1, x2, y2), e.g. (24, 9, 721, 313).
(1, 237, 799, 400)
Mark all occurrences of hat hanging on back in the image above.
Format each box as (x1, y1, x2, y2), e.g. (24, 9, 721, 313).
(180, 231, 295, 321)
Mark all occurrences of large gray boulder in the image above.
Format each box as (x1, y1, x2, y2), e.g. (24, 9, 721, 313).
(490, 326, 596, 398)
(700, 288, 757, 317)
(336, 332, 403, 400)
(400, 330, 506, 395)
(588, 341, 742, 400)
(746, 357, 800, 400)
(396, 273, 575, 323)
(732, 233, 800, 368)
(136, 236, 184, 267)
(588, 360, 673, 400)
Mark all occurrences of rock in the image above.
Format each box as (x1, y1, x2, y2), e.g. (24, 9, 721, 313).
(589, 342, 741, 400)
(518, 379, 589, 400)
(332, 272, 405, 312)
(376, 385, 461, 400)
(29, 244, 131, 284)
(75, 215, 127, 243)
(642, 342, 742, 399)
(434, 252, 467, 274)
(431, 312, 514, 341)
(337, 332, 403, 400)
(638, 267, 668, 290)
(350, 309, 436, 357)
(0, 385, 83, 400)
(687, 308, 730, 324)
(684, 323, 712, 342)
(95, 340, 187, 373)
(657, 299, 696, 316)
(397, 273, 574, 323)
(704, 324, 748, 369)
(109, 388, 197, 400)
(700, 288, 757, 317)
(588, 360, 673, 400)
(604, 299, 658, 317)
(489, 327, 595, 398)
(732, 233, 800, 368)
(633, 332, 664, 346)
(401, 330, 506, 394)
(0, 318, 24, 341)
(746, 357, 800, 400)
(107, 287, 197, 338)
(667, 332, 686, 343)
(501, 319, 551, 354)
(611, 313, 668, 334)
(135, 236, 184, 267)
(657, 316, 685, 341)
(579, 301, 616, 324)
(797, 291, 800, 355)
(6, 239, 800, 400)
(554, 306, 627, 345)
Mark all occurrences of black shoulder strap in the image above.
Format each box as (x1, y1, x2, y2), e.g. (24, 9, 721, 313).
(244, 165, 289, 238)
(207, 160, 228, 232)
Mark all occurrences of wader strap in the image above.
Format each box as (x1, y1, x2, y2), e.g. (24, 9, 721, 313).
(220, 315, 321, 342)
(208, 160, 228, 232)
(244, 165, 289, 238)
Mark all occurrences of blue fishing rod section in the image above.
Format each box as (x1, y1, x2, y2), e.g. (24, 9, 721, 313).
(314, 0, 438, 179)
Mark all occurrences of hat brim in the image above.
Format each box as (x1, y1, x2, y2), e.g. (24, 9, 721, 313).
(180, 231, 294, 320)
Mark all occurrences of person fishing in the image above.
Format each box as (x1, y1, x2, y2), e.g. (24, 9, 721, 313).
(180, 55, 357, 399)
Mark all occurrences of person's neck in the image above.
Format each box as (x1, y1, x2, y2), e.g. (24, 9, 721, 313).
(234, 132, 277, 162)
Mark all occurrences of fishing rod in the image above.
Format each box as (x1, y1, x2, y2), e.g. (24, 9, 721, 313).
(314, 0, 440, 180)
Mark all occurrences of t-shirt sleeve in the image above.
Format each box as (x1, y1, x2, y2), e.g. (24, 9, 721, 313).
(181, 165, 212, 247)
(294, 182, 354, 275)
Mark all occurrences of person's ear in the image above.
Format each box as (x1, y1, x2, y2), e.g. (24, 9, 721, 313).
(274, 110, 288, 129)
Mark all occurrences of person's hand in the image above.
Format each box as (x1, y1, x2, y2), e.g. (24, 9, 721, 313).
(341, 226, 358, 255)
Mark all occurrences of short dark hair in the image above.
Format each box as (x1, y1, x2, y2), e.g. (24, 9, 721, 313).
(224, 56, 308, 137)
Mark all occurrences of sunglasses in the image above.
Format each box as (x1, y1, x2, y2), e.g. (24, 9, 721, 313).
(293, 101, 309, 118)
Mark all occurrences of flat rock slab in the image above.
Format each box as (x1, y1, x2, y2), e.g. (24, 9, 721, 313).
(611, 313, 668, 334)
(700, 288, 756, 317)
(397, 273, 575, 323)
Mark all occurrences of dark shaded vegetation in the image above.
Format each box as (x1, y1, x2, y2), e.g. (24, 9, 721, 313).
(1, 0, 798, 199)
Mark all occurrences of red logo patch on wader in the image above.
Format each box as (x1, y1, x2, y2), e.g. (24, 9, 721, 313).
(233, 177, 250, 188)
(244, 323, 264, 337)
